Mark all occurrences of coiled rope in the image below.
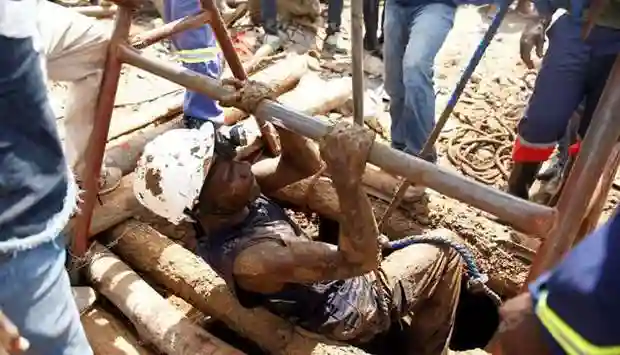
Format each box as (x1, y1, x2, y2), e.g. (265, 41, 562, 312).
(385, 234, 503, 306)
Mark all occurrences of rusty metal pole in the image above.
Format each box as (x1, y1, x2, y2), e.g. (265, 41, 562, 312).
(200, 0, 281, 155)
(71, 8, 133, 257)
(524, 56, 620, 285)
(575, 143, 620, 242)
(351, 0, 364, 126)
(118, 44, 557, 235)
(131, 12, 210, 49)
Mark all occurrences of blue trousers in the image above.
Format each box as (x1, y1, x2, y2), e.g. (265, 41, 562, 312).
(514, 14, 619, 162)
(0, 237, 92, 355)
(383, 0, 456, 161)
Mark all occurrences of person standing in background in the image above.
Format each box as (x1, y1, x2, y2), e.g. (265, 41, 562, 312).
(384, 0, 493, 162)
(164, 0, 226, 129)
(363, 0, 384, 58)
(261, 0, 348, 53)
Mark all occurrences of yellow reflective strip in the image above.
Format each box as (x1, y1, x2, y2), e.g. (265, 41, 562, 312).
(176, 47, 221, 63)
(535, 290, 620, 355)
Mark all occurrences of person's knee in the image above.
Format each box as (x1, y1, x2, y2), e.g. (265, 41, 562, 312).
(403, 57, 433, 90)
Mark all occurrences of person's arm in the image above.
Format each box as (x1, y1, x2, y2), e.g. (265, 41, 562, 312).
(490, 206, 620, 355)
(251, 126, 324, 193)
(235, 122, 381, 284)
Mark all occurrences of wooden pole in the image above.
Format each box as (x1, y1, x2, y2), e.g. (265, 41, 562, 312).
(103, 220, 370, 355)
(86, 243, 244, 355)
(81, 307, 155, 355)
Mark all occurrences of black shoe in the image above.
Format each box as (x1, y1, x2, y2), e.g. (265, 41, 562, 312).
(506, 162, 542, 200)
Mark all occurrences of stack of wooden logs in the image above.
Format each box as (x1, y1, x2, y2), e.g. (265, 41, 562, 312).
(69, 53, 520, 354)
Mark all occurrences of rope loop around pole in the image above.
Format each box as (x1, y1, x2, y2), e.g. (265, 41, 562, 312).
(219, 78, 276, 114)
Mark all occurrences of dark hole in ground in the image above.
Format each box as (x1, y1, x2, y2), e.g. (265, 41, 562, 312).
(206, 320, 268, 355)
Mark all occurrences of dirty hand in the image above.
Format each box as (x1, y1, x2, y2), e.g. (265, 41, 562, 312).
(488, 292, 552, 355)
(520, 16, 551, 69)
(0, 311, 29, 354)
(319, 121, 375, 187)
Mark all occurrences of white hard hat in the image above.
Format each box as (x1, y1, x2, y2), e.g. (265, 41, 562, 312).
(134, 122, 216, 224)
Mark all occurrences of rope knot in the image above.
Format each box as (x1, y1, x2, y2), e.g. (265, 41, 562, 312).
(220, 78, 276, 114)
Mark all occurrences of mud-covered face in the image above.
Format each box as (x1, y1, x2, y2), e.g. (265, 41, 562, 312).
(198, 154, 260, 216)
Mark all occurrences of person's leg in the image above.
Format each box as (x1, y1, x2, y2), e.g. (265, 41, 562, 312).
(363, 0, 382, 57)
(400, 2, 456, 161)
(383, 0, 410, 152)
(380, 229, 462, 355)
(37, 1, 121, 195)
(575, 53, 617, 148)
(324, 0, 346, 53)
(0, 237, 93, 355)
(508, 14, 590, 199)
(261, 0, 279, 36)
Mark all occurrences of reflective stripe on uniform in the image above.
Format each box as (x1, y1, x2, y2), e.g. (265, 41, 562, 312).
(535, 290, 620, 355)
(176, 47, 221, 63)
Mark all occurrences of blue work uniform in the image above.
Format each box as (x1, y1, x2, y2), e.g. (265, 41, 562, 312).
(512, 0, 620, 163)
(164, 0, 224, 128)
(529, 206, 620, 354)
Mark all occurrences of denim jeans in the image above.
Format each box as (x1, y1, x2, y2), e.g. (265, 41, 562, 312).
(383, 0, 456, 162)
(0, 236, 92, 355)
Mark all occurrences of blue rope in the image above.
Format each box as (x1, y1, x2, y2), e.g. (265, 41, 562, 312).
(387, 235, 503, 306)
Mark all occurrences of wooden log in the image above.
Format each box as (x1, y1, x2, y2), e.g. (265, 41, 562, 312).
(236, 74, 353, 159)
(223, 54, 310, 125)
(74, 4, 118, 18)
(104, 220, 370, 355)
(106, 117, 184, 175)
(81, 307, 154, 355)
(269, 175, 424, 238)
(86, 243, 243, 355)
(65, 174, 140, 239)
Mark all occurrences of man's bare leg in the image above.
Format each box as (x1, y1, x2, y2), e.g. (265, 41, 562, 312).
(381, 229, 462, 355)
(37, 1, 121, 195)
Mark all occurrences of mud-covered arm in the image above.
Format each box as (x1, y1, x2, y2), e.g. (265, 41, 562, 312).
(251, 126, 323, 193)
(235, 122, 381, 284)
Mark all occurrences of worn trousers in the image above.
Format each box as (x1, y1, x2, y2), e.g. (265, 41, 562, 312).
(513, 13, 619, 163)
(381, 231, 462, 355)
(383, 0, 456, 161)
(37, 1, 109, 176)
(261, 0, 344, 35)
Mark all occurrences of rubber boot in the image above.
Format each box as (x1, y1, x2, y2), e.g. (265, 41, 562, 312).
(506, 162, 542, 200)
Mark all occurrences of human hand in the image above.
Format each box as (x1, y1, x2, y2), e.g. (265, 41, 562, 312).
(520, 16, 551, 69)
(319, 121, 375, 189)
(0, 311, 29, 354)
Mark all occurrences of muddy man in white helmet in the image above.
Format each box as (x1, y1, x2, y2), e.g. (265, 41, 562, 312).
(134, 121, 464, 354)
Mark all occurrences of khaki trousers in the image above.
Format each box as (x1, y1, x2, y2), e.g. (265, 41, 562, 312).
(37, 1, 109, 177)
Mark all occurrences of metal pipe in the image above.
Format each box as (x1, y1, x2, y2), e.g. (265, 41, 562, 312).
(199, 0, 280, 156)
(119, 44, 557, 235)
(377, 0, 512, 229)
(72, 8, 133, 257)
(200, 0, 246, 80)
(350, 0, 364, 125)
(524, 56, 620, 285)
(131, 12, 210, 49)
